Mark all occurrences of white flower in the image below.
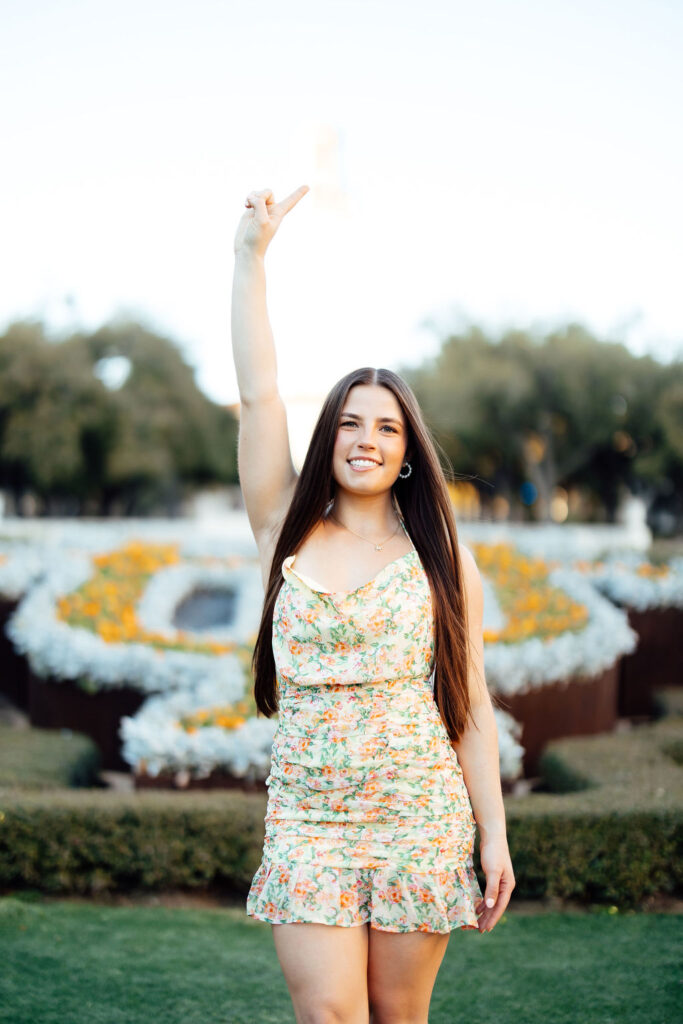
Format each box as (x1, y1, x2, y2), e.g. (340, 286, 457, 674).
(119, 680, 278, 781)
(482, 568, 638, 696)
(4, 536, 260, 695)
(493, 708, 525, 781)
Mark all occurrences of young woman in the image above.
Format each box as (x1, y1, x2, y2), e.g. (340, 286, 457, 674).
(232, 186, 515, 1024)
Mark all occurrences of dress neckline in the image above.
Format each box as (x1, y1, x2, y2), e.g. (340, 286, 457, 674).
(283, 548, 419, 598)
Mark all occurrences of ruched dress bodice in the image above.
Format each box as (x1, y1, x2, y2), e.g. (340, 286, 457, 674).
(273, 549, 434, 687)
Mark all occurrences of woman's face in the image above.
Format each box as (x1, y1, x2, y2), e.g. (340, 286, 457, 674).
(332, 384, 409, 495)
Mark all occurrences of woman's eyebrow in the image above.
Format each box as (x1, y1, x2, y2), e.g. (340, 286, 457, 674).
(340, 413, 403, 425)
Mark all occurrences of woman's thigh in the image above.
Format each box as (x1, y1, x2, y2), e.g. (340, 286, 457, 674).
(367, 927, 450, 1023)
(271, 921, 371, 1024)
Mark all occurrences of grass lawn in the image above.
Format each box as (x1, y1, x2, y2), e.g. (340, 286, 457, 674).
(0, 895, 681, 1024)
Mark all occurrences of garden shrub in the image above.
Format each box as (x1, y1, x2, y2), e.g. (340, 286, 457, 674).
(0, 725, 101, 791)
(0, 713, 681, 907)
(652, 686, 683, 720)
(501, 714, 683, 906)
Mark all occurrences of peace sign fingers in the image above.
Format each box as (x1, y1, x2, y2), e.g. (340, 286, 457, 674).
(236, 185, 309, 258)
(245, 189, 275, 224)
(274, 184, 310, 217)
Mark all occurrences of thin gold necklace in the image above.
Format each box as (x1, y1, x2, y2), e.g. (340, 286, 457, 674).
(329, 511, 402, 551)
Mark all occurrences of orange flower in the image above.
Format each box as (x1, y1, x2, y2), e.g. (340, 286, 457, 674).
(58, 540, 246, 657)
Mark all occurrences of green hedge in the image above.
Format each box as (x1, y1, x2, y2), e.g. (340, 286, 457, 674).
(0, 788, 265, 894)
(502, 709, 683, 906)
(0, 705, 681, 906)
(652, 686, 683, 720)
(0, 725, 101, 791)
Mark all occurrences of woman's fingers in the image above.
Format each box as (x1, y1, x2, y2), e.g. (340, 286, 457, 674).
(245, 188, 275, 209)
(244, 185, 309, 218)
(478, 870, 515, 932)
(236, 186, 307, 257)
(246, 191, 271, 225)
(275, 184, 310, 216)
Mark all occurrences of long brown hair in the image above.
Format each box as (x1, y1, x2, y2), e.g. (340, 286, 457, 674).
(251, 366, 493, 743)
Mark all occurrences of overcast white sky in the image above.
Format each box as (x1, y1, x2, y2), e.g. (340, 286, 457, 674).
(1, 0, 681, 408)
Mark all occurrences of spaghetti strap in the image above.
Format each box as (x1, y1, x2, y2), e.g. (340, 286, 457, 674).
(399, 515, 416, 551)
(393, 492, 416, 551)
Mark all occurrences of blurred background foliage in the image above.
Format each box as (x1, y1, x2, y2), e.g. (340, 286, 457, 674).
(399, 323, 683, 527)
(1, 318, 681, 525)
(0, 320, 239, 516)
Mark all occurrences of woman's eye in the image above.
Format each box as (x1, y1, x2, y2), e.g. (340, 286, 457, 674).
(340, 421, 397, 433)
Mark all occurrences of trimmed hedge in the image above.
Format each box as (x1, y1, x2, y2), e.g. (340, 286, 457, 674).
(0, 724, 102, 791)
(503, 709, 683, 905)
(652, 686, 683, 720)
(0, 788, 265, 894)
(0, 705, 681, 906)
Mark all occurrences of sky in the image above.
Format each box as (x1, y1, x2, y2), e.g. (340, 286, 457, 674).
(1, 0, 682, 416)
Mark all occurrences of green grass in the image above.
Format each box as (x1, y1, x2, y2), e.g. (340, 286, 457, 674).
(0, 897, 681, 1023)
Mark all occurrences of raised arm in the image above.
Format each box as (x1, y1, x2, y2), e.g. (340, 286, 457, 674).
(231, 185, 309, 551)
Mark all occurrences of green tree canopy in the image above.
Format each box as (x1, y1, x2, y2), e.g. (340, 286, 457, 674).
(0, 319, 238, 515)
(398, 322, 683, 523)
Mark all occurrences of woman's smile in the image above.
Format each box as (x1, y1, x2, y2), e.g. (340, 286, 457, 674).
(347, 458, 382, 472)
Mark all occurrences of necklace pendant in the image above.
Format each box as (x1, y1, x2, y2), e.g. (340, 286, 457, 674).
(375, 544, 383, 551)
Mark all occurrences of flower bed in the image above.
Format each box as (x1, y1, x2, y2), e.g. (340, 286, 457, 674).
(0, 595, 27, 710)
(470, 543, 637, 694)
(570, 552, 683, 717)
(496, 662, 620, 777)
(467, 542, 637, 775)
(0, 540, 54, 710)
(616, 606, 683, 717)
(493, 707, 524, 787)
(5, 537, 262, 771)
(121, 678, 277, 788)
(122, 690, 525, 790)
(7, 522, 677, 789)
(24, 670, 148, 772)
(7, 541, 259, 688)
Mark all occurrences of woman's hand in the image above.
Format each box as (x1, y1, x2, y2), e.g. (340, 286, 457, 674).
(475, 833, 515, 933)
(234, 185, 309, 259)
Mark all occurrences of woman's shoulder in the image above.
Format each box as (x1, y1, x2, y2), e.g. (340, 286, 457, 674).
(458, 541, 476, 565)
(458, 542, 483, 609)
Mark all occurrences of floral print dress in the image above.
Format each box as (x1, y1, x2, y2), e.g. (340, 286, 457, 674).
(246, 524, 482, 933)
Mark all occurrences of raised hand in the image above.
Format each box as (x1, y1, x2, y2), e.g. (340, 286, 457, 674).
(234, 185, 309, 258)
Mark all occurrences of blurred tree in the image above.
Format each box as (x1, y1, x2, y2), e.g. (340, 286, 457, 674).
(86, 321, 237, 515)
(399, 322, 683, 524)
(0, 319, 238, 516)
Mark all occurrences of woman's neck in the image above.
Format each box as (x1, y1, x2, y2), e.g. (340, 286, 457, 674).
(327, 490, 401, 537)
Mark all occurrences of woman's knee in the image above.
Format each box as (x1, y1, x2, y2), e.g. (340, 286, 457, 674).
(368, 996, 427, 1024)
(298, 1003, 369, 1024)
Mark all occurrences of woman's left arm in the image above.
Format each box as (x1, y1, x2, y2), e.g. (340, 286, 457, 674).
(451, 543, 516, 933)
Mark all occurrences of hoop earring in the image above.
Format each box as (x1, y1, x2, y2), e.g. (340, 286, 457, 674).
(398, 461, 412, 479)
